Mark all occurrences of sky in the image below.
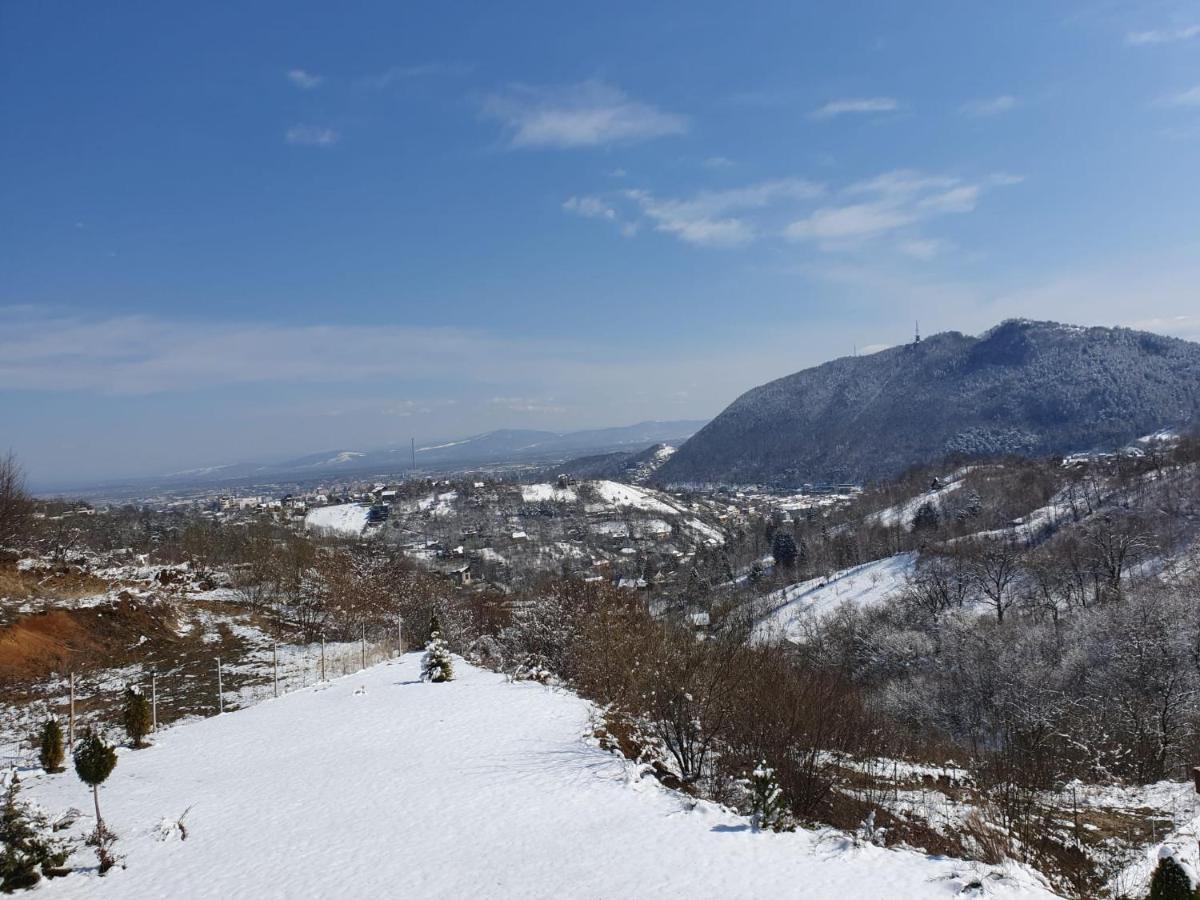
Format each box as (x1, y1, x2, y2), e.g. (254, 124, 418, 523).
(3, 1, 1200, 487)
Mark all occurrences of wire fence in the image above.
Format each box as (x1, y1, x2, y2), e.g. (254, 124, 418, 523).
(1, 628, 411, 769)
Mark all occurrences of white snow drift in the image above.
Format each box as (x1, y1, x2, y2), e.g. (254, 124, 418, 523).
(23, 655, 1056, 899)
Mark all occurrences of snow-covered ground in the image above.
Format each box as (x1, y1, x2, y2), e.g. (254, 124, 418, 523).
(753, 552, 917, 643)
(521, 483, 578, 503)
(303, 502, 370, 537)
(24, 655, 1057, 899)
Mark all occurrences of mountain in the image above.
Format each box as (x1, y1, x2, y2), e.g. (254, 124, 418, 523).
(548, 442, 679, 484)
(657, 320, 1200, 487)
(137, 421, 706, 491)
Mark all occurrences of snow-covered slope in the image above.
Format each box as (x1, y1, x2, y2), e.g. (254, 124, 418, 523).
(754, 553, 918, 643)
(303, 502, 370, 536)
(25, 655, 1055, 899)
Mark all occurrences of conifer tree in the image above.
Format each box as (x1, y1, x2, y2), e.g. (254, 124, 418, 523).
(911, 501, 940, 532)
(1149, 849, 1195, 900)
(421, 616, 454, 683)
(748, 761, 787, 833)
(73, 730, 118, 874)
(37, 720, 64, 774)
(0, 772, 68, 892)
(121, 686, 152, 748)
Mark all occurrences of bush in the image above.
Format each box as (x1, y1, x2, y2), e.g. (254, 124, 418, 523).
(37, 721, 64, 774)
(0, 773, 69, 892)
(748, 761, 788, 832)
(121, 687, 152, 748)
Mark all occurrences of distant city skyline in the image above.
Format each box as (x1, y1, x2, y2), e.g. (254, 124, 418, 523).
(4, 1, 1200, 483)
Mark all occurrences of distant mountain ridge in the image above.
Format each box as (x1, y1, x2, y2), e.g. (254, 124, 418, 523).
(146, 421, 707, 489)
(656, 320, 1200, 487)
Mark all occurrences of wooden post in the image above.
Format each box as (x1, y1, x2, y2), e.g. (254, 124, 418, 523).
(215, 657, 224, 714)
(397, 615, 404, 655)
(151, 670, 158, 732)
(272, 642, 279, 698)
(361, 623, 367, 670)
(68, 672, 76, 748)
(320, 638, 326, 682)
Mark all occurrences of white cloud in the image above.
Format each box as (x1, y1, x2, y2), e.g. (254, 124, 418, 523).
(563, 196, 617, 221)
(621, 179, 823, 247)
(285, 125, 340, 146)
(702, 155, 736, 169)
(286, 69, 323, 89)
(1128, 25, 1200, 45)
(785, 169, 1019, 248)
(960, 95, 1018, 117)
(1158, 85, 1200, 107)
(480, 80, 687, 148)
(785, 204, 915, 241)
(811, 97, 899, 119)
(359, 62, 473, 89)
(897, 238, 947, 261)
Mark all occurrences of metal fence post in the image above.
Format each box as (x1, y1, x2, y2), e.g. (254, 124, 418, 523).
(320, 637, 326, 682)
(273, 642, 279, 698)
(68, 672, 76, 748)
(151, 670, 158, 732)
(216, 657, 224, 714)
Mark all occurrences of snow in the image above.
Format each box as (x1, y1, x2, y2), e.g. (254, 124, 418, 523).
(591, 480, 678, 515)
(303, 503, 370, 536)
(24, 655, 1057, 899)
(754, 553, 918, 643)
(869, 480, 965, 530)
(521, 483, 578, 503)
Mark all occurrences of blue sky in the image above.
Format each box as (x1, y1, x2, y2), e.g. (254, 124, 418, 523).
(3, 1, 1200, 486)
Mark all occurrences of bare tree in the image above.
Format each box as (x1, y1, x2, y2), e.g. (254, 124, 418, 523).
(0, 452, 33, 547)
(962, 534, 1024, 623)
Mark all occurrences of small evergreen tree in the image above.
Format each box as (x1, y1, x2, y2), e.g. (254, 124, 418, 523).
(748, 761, 787, 833)
(37, 720, 64, 774)
(1149, 849, 1195, 900)
(911, 501, 940, 532)
(121, 686, 152, 748)
(421, 617, 454, 683)
(73, 730, 118, 874)
(0, 772, 69, 892)
(771, 532, 798, 569)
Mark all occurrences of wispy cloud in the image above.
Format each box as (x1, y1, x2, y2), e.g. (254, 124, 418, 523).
(480, 80, 687, 149)
(811, 97, 899, 119)
(620, 179, 823, 247)
(359, 61, 473, 89)
(1157, 85, 1200, 108)
(286, 68, 323, 90)
(786, 170, 1020, 249)
(702, 155, 736, 169)
(960, 95, 1018, 117)
(563, 196, 617, 221)
(285, 124, 340, 146)
(1128, 25, 1200, 45)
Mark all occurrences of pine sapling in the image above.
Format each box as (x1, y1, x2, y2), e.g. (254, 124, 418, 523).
(121, 686, 152, 748)
(37, 720, 65, 774)
(73, 730, 118, 874)
(421, 617, 454, 683)
(748, 760, 788, 833)
(0, 771, 69, 892)
(1149, 847, 1195, 900)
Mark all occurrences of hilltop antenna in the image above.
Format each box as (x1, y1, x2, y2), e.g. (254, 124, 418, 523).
(411, 437, 416, 471)
(914, 320, 921, 344)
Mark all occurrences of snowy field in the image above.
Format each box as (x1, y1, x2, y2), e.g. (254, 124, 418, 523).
(24, 655, 1056, 899)
(753, 552, 917, 642)
(303, 502, 370, 536)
